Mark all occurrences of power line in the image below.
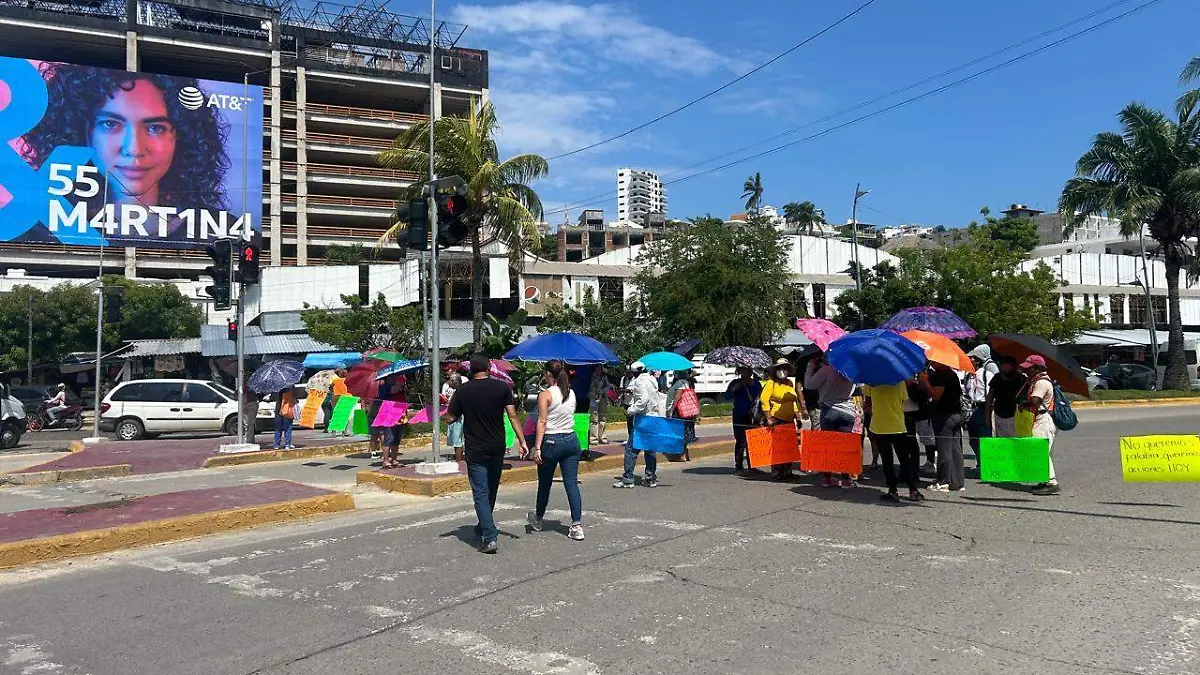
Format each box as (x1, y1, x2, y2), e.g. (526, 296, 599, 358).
(544, 0, 883, 161)
(543, 0, 1168, 217)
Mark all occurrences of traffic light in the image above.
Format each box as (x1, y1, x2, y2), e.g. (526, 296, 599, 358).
(203, 239, 233, 310)
(227, 319, 238, 342)
(436, 193, 469, 248)
(103, 287, 124, 324)
(237, 243, 261, 285)
(406, 198, 429, 250)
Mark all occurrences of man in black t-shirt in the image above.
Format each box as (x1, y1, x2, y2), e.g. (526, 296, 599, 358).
(987, 356, 1026, 438)
(926, 362, 965, 493)
(446, 354, 527, 554)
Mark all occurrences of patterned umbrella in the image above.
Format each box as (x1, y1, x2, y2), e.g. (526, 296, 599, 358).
(703, 346, 771, 369)
(362, 348, 405, 363)
(248, 360, 305, 394)
(795, 318, 848, 352)
(880, 306, 976, 339)
(305, 369, 338, 392)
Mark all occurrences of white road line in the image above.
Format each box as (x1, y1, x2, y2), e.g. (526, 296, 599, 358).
(404, 626, 602, 675)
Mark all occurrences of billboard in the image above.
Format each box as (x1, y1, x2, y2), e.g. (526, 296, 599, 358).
(0, 57, 263, 250)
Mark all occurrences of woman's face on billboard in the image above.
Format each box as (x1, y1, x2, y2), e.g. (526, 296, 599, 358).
(90, 79, 177, 205)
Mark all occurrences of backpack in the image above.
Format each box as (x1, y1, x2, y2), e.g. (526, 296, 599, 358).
(958, 372, 976, 422)
(675, 387, 700, 419)
(1050, 383, 1077, 431)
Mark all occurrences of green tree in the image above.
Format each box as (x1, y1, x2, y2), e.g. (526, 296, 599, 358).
(538, 289, 661, 364)
(301, 293, 423, 355)
(833, 235, 1097, 342)
(967, 207, 1040, 253)
(741, 173, 764, 214)
(324, 244, 369, 265)
(479, 309, 528, 358)
(0, 284, 104, 374)
(634, 214, 793, 350)
(782, 200, 825, 235)
(1058, 91, 1200, 389)
(102, 276, 203, 342)
(375, 101, 549, 349)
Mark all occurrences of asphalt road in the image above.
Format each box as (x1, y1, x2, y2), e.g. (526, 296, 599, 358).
(2, 405, 1199, 675)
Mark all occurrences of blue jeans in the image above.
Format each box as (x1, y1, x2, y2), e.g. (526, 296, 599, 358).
(819, 404, 856, 433)
(536, 432, 582, 523)
(273, 416, 293, 448)
(466, 452, 505, 544)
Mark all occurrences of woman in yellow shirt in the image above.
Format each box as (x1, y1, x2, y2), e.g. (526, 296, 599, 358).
(760, 358, 800, 480)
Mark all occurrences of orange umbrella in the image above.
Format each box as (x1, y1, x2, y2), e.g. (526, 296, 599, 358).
(900, 330, 973, 371)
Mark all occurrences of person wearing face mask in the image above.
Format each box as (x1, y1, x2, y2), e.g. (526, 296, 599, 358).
(760, 358, 800, 481)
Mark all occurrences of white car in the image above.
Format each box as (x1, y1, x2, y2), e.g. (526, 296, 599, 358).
(100, 379, 268, 441)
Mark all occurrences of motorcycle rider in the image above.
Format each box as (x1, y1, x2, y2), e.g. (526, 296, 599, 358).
(44, 384, 68, 425)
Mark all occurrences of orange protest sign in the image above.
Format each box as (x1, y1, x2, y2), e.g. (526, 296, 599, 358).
(800, 430, 863, 474)
(747, 424, 801, 468)
(298, 390, 326, 428)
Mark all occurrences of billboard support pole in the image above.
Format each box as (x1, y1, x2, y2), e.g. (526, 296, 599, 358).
(84, 180, 110, 444)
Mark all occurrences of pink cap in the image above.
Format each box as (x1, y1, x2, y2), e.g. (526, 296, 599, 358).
(1020, 355, 1046, 369)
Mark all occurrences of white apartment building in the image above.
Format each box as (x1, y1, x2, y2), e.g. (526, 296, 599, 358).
(616, 168, 668, 225)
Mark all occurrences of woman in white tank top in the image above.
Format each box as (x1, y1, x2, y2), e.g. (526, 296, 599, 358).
(528, 359, 585, 541)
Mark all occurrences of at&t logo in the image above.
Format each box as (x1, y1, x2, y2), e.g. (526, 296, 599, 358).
(178, 86, 253, 111)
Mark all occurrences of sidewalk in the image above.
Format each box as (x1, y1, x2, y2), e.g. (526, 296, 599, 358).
(0, 480, 353, 569)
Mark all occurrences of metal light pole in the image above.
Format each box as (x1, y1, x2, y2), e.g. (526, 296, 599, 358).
(428, 0, 443, 467)
(850, 183, 869, 328)
(84, 180, 111, 443)
(26, 295, 33, 384)
(1138, 226, 1159, 376)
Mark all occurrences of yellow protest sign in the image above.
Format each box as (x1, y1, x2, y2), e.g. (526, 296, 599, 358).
(1120, 435, 1200, 482)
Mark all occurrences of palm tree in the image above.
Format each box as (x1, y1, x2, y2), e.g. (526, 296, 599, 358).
(375, 101, 548, 349)
(741, 173, 764, 215)
(782, 200, 825, 235)
(1058, 95, 1200, 390)
(1182, 56, 1200, 85)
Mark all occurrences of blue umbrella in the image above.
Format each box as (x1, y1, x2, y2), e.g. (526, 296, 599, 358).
(826, 329, 926, 385)
(302, 352, 363, 369)
(505, 332, 621, 365)
(373, 359, 430, 381)
(248, 359, 306, 394)
(639, 351, 694, 371)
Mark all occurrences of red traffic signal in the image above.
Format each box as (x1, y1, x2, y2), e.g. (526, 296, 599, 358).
(442, 195, 467, 216)
(237, 244, 261, 285)
(227, 319, 238, 342)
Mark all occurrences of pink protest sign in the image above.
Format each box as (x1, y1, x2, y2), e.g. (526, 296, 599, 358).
(407, 405, 448, 424)
(372, 400, 409, 427)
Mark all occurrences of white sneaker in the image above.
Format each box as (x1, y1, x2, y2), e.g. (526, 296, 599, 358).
(568, 523, 585, 541)
(526, 511, 543, 532)
(951, 486, 966, 493)
(928, 483, 950, 492)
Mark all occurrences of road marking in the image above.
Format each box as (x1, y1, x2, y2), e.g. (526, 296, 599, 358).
(2, 637, 79, 675)
(404, 626, 601, 675)
(765, 532, 896, 553)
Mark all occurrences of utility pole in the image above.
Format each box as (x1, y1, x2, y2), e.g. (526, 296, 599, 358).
(26, 295, 32, 384)
(428, 0, 443, 468)
(1139, 225, 1159, 380)
(84, 180, 110, 444)
(850, 183, 869, 329)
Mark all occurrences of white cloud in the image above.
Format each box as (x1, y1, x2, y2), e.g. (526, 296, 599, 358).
(492, 90, 616, 156)
(451, 2, 744, 76)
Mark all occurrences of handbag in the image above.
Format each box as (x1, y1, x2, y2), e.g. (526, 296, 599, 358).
(675, 388, 700, 418)
(1014, 409, 1035, 438)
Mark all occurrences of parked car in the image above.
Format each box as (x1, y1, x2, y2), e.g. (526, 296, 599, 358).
(99, 379, 272, 441)
(1093, 362, 1158, 391)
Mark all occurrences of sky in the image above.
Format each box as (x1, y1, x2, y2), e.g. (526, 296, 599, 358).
(439, 0, 1198, 229)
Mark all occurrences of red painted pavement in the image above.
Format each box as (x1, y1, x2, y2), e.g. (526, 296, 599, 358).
(13, 433, 362, 476)
(0, 480, 337, 545)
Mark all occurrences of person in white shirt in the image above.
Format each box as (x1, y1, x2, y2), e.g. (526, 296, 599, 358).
(805, 356, 858, 488)
(965, 345, 998, 471)
(44, 384, 68, 424)
(614, 361, 660, 488)
(527, 359, 585, 541)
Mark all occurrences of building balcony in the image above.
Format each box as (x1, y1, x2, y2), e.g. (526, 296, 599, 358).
(279, 130, 393, 160)
(276, 193, 395, 219)
(278, 161, 417, 195)
(266, 93, 426, 135)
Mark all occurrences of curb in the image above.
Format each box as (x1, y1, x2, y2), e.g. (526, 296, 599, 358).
(357, 439, 736, 497)
(0, 464, 131, 488)
(0, 492, 355, 570)
(1073, 397, 1200, 407)
(204, 442, 368, 468)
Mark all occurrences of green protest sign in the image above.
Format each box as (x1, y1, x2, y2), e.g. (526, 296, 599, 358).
(352, 408, 369, 436)
(328, 395, 359, 433)
(574, 413, 590, 451)
(505, 415, 516, 449)
(979, 437, 1050, 483)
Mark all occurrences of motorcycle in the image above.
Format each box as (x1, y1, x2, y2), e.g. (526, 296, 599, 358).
(27, 403, 85, 432)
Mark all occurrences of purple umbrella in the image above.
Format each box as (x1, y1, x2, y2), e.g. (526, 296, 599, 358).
(880, 306, 976, 339)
